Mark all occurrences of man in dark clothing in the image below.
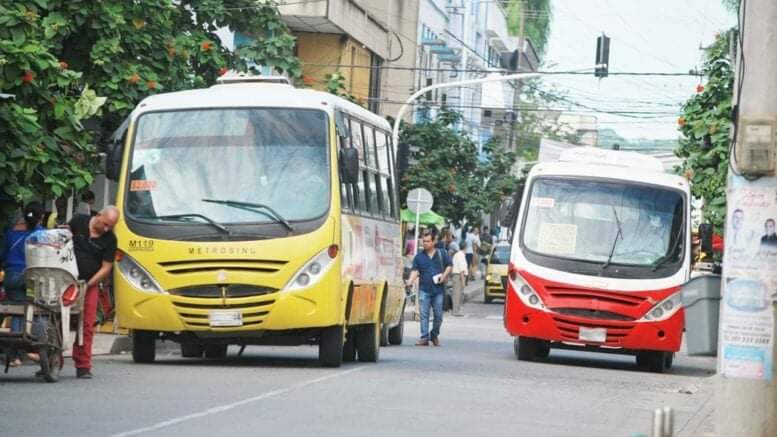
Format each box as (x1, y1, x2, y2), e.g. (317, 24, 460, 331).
(69, 206, 119, 379)
(406, 230, 452, 346)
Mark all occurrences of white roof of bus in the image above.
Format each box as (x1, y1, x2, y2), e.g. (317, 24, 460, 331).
(530, 148, 688, 191)
(130, 82, 391, 130)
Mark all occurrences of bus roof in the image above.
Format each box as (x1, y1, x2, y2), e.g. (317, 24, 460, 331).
(130, 81, 391, 130)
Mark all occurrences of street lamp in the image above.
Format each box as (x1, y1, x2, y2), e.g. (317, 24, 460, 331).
(391, 72, 542, 156)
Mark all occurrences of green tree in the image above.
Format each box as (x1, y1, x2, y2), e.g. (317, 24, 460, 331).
(0, 0, 300, 217)
(399, 108, 520, 225)
(506, 0, 552, 57)
(675, 31, 734, 233)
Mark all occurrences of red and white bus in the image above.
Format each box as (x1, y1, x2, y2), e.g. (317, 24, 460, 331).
(505, 147, 691, 372)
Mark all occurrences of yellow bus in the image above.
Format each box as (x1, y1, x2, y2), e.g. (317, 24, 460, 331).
(105, 76, 406, 367)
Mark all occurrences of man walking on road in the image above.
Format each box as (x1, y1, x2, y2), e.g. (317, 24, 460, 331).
(69, 206, 119, 379)
(406, 230, 452, 346)
(450, 241, 468, 317)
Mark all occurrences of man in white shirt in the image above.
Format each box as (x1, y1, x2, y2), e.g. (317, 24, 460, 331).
(465, 227, 481, 282)
(451, 241, 468, 316)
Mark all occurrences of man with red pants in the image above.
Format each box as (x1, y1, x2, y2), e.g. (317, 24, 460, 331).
(69, 206, 119, 379)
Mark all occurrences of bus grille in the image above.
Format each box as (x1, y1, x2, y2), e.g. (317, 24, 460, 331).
(543, 286, 650, 320)
(170, 296, 276, 329)
(551, 314, 636, 346)
(169, 284, 278, 299)
(158, 258, 287, 275)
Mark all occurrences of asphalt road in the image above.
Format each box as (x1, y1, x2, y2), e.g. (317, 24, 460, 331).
(0, 299, 717, 437)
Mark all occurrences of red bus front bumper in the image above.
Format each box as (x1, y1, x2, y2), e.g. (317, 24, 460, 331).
(503, 272, 684, 353)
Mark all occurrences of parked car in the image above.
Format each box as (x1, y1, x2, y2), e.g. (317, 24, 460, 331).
(484, 243, 511, 303)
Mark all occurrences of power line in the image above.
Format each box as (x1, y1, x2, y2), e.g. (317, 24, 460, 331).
(300, 62, 698, 76)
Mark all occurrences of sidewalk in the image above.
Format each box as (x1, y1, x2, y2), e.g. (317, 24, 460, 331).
(403, 279, 485, 321)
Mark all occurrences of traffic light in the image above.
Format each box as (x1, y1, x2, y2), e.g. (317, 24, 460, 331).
(595, 34, 610, 78)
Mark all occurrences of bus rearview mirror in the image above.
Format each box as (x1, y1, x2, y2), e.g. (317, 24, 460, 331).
(339, 148, 360, 184)
(699, 223, 713, 255)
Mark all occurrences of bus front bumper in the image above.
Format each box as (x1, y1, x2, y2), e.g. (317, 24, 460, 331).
(503, 288, 684, 353)
(115, 275, 345, 333)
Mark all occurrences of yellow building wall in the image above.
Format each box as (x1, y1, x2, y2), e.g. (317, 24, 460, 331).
(295, 32, 373, 106)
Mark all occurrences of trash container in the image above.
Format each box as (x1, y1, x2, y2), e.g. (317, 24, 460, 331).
(681, 274, 722, 356)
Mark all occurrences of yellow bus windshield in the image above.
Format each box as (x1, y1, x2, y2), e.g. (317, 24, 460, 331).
(126, 108, 330, 234)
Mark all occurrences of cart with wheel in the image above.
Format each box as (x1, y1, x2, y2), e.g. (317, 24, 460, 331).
(0, 229, 85, 382)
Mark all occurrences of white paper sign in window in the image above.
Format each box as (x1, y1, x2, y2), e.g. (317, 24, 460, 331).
(537, 223, 577, 255)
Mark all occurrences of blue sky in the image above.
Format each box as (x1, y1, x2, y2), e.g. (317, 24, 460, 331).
(541, 0, 736, 140)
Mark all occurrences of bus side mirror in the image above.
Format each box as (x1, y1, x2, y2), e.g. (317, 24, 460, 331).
(397, 142, 410, 181)
(339, 147, 360, 184)
(699, 223, 713, 255)
(105, 117, 129, 181)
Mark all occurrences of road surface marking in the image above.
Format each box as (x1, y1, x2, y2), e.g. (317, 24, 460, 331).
(109, 366, 365, 437)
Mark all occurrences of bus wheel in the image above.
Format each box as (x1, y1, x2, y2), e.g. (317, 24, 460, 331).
(637, 351, 673, 373)
(343, 330, 356, 362)
(388, 311, 404, 345)
(319, 325, 344, 367)
(132, 330, 157, 364)
(380, 324, 390, 347)
(356, 323, 380, 363)
(204, 344, 228, 359)
(180, 342, 204, 358)
(514, 337, 543, 361)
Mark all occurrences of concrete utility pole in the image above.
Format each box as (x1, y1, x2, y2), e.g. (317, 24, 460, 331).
(506, 1, 526, 152)
(716, 0, 777, 435)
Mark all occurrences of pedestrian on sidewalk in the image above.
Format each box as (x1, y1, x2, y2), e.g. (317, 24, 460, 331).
(450, 240, 468, 317)
(465, 226, 480, 283)
(69, 206, 119, 379)
(406, 230, 452, 346)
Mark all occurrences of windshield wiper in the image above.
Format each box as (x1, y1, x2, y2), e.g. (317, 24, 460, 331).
(202, 199, 294, 232)
(650, 225, 684, 271)
(602, 206, 623, 270)
(153, 213, 231, 235)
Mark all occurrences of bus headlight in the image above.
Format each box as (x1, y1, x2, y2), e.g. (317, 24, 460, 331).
(283, 246, 337, 292)
(117, 251, 165, 294)
(509, 270, 546, 311)
(640, 292, 682, 322)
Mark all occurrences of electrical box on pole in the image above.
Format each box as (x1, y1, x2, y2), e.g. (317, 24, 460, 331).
(595, 34, 610, 78)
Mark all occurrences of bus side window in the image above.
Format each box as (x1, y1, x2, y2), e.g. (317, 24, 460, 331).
(375, 130, 392, 219)
(386, 132, 399, 220)
(337, 129, 353, 212)
(363, 124, 381, 215)
(349, 118, 367, 213)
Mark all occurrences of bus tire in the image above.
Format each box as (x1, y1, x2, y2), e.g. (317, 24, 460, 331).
(356, 323, 380, 363)
(637, 351, 673, 373)
(319, 325, 344, 367)
(515, 337, 541, 361)
(388, 311, 404, 345)
(380, 324, 390, 347)
(343, 330, 356, 362)
(132, 330, 157, 364)
(204, 344, 228, 359)
(180, 342, 204, 358)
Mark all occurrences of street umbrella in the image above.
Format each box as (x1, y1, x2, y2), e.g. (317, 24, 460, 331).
(400, 209, 445, 226)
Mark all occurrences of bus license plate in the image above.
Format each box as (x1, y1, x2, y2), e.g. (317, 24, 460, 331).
(579, 327, 606, 342)
(209, 310, 243, 327)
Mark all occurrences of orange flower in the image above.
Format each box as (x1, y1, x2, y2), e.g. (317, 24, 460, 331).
(127, 73, 140, 85)
(21, 71, 34, 83)
(200, 41, 213, 52)
(677, 116, 686, 127)
(146, 80, 157, 90)
(696, 84, 704, 93)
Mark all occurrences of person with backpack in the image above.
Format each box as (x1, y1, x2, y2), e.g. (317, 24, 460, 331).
(406, 230, 452, 346)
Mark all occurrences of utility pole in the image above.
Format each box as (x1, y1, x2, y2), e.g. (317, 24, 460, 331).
(716, 0, 777, 435)
(506, 1, 526, 152)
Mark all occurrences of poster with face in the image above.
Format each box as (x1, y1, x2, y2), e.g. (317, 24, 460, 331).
(723, 185, 777, 279)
